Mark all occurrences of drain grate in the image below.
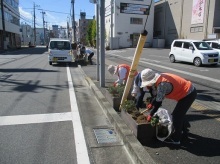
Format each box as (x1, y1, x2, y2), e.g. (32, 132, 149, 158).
(93, 128, 119, 144)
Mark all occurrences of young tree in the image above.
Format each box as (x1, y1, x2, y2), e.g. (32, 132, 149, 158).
(86, 19, 96, 47)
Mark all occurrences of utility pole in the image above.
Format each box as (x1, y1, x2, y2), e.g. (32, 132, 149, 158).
(41, 11, 46, 45)
(96, 2, 99, 81)
(1, 0, 6, 50)
(110, 0, 113, 50)
(33, 3, 36, 45)
(100, 0, 105, 87)
(71, 0, 76, 42)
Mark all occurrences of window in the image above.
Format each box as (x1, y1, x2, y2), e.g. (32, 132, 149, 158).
(212, 42, 220, 49)
(183, 42, 191, 49)
(173, 41, 182, 47)
(190, 26, 203, 33)
(130, 18, 143, 25)
(193, 42, 212, 50)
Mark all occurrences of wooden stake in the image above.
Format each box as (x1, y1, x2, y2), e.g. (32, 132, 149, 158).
(119, 30, 148, 110)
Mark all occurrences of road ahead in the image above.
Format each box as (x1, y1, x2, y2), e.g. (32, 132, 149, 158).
(103, 47, 220, 164)
(0, 47, 220, 164)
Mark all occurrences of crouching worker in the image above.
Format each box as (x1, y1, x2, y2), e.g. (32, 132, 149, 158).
(140, 68, 197, 145)
(108, 64, 137, 87)
(85, 48, 94, 65)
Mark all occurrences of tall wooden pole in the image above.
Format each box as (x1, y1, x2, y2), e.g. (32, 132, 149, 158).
(120, 30, 148, 110)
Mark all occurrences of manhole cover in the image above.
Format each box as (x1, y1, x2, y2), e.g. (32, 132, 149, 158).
(93, 128, 119, 144)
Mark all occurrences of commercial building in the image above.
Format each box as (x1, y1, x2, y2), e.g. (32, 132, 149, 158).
(0, 0, 21, 50)
(104, 0, 154, 49)
(154, 0, 220, 47)
(78, 12, 93, 44)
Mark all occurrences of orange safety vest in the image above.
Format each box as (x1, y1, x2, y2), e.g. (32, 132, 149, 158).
(116, 64, 137, 80)
(156, 73, 192, 101)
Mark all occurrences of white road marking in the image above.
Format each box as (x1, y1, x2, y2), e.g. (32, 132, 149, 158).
(139, 59, 220, 83)
(113, 54, 220, 84)
(0, 112, 72, 126)
(66, 66, 90, 164)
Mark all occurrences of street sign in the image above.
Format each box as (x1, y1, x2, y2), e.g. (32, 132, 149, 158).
(120, 3, 150, 15)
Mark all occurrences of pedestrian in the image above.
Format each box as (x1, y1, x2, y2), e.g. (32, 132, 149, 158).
(85, 48, 94, 65)
(108, 64, 137, 87)
(140, 68, 197, 145)
(131, 72, 149, 110)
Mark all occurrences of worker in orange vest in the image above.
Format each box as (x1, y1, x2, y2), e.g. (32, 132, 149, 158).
(108, 64, 137, 87)
(140, 68, 197, 145)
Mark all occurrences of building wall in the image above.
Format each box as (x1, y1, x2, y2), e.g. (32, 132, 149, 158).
(155, 0, 220, 47)
(78, 12, 92, 44)
(105, 0, 154, 48)
(20, 24, 33, 45)
(0, 0, 20, 49)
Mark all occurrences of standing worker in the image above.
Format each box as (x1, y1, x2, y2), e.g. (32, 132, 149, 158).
(85, 48, 94, 65)
(140, 68, 197, 145)
(108, 64, 138, 87)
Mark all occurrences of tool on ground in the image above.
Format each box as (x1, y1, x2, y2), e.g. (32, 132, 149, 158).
(140, 103, 153, 114)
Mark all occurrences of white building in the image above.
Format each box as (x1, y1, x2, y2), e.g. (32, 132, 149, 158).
(105, 0, 154, 49)
(0, 0, 20, 50)
(20, 23, 33, 46)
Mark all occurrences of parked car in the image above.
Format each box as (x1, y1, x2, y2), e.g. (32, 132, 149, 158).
(48, 38, 74, 65)
(169, 39, 219, 67)
(204, 39, 220, 63)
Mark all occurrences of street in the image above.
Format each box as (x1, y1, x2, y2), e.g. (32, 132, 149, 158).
(0, 47, 219, 164)
(103, 47, 220, 164)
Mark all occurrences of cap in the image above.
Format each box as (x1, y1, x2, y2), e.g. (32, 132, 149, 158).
(140, 68, 161, 88)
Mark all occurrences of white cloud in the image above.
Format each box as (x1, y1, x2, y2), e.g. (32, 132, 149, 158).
(19, 7, 32, 20)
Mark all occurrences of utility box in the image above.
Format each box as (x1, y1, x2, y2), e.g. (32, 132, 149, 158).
(152, 39, 165, 48)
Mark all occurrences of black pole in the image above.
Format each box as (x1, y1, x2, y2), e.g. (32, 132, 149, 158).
(1, 0, 6, 50)
(33, 3, 36, 45)
(71, 0, 76, 42)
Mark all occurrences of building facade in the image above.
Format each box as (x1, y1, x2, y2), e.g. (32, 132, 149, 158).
(20, 23, 32, 46)
(0, 0, 21, 50)
(78, 12, 93, 44)
(104, 0, 154, 49)
(154, 0, 220, 47)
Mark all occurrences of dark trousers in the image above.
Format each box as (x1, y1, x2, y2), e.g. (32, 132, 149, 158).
(171, 88, 197, 141)
(135, 88, 146, 110)
(88, 52, 94, 64)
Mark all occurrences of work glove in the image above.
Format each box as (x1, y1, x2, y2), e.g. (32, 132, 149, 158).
(147, 103, 153, 110)
(146, 115, 152, 122)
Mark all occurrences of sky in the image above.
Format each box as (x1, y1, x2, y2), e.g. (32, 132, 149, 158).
(19, 0, 95, 29)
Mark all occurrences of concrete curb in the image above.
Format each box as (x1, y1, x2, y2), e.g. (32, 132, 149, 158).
(79, 65, 155, 164)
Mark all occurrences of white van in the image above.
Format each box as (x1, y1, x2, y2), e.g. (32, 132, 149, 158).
(48, 38, 74, 65)
(204, 39, 220, 63)
(169, 39, 219, 67)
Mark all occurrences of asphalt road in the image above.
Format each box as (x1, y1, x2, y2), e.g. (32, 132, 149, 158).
(0, 47, 220, 164)
(0, 47, 135, 164)
(102, 47, 220, 164)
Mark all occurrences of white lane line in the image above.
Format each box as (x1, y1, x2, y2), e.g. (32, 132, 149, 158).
(139, 59, 220, 83)
(0, 112, 72, 126)
(66, 66, 90, 164)
(115, 55, 220, 84)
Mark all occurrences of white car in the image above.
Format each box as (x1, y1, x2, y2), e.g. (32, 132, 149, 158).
(48, 38, 74, 65)
(204, 39, 220, 63)
(169, 39, 219, 67)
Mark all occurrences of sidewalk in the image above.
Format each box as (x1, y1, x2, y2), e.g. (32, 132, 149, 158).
(79, 59, 156, 163)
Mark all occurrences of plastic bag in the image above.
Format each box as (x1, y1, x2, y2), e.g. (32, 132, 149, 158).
(153, 108, 173, 141)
